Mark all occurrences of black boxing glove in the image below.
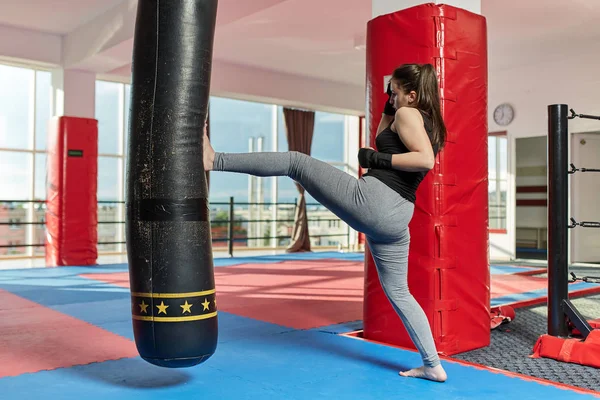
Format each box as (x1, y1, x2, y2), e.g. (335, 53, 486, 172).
(383, 82, 396, 116)
(358, 148, 393, 169)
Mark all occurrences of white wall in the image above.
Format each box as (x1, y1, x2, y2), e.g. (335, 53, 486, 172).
(488, 51, 600, 139)
(571, 132, 600, 263)
(488, 51, 600, 258)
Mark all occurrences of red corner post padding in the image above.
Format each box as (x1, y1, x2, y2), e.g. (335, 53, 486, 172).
(46, 116, 98, 266)
(531, 330, 600, 368)
(363, 4, 489, 355)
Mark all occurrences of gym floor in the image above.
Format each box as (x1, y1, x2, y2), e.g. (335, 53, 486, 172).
(0, 251, 598, 399)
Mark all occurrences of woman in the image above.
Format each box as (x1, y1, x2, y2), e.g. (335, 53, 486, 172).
(203, 63, 447, 383)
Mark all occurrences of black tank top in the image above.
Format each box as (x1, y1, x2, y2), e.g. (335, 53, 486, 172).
(363, 110, 438, 203)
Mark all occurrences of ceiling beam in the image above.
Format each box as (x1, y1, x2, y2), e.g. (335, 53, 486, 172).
(62, 0, 137, 72)
(62, 0, 291, 74)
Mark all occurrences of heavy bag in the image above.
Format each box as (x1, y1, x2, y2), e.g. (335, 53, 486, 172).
(126, 0, 219, 368)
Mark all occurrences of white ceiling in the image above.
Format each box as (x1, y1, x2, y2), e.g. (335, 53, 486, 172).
(0, 0, 125, 35)
(212, 0, 370, 85)
(483, 0, 600, 71)
(1, 0, 599, 102)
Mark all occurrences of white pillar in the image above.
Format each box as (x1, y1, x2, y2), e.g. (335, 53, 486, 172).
(51, 68, 96, 118)
(270, 105, 278, 250)
(346, 115, 360, 250)
(256, 136, 264, 247)
(372, 0, 480, 17)
(248, 137, 255, 248)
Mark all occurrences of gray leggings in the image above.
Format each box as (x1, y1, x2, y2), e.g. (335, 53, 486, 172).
(213, 150, 440, 368)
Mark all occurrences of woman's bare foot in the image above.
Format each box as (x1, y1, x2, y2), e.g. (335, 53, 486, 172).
(399, 364, 447, 382)
(203, 124, 215, 171)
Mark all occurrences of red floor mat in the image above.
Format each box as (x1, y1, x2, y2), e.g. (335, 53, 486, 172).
(490, 274, 600, 308)
(0, 289, 138, 378)
(82, 259, 364, 330)
(81, 261, 599, 330)
(490, 275, 548, 298)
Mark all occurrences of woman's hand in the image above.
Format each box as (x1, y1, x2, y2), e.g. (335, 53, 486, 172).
(358, 146, 374, 173)
(358, 147, 392, 170)
(383, 82, 396, 116)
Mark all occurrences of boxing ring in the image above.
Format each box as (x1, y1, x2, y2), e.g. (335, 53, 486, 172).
(527, 105, 600, 367)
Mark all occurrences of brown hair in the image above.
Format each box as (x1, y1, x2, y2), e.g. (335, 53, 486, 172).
(392, 63, 446, 150)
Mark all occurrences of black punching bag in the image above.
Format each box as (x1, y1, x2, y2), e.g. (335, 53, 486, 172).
(126, 0, 218, 368)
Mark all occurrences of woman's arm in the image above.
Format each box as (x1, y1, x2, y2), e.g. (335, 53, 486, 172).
(376, 114, 394, 136)
(389, 107, 435, 172)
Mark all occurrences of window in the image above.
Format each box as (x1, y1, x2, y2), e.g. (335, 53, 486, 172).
(276, 107, 355, 248)
(95, 80, 128, 253)
(489, 132, 508, 232)
(276, 108, 348, 204)
(311, 111, 346, 162)
(208, 97, 276, 249)
(34, 154, 47, 200)
(0, 64, 51, 256)
(95, 81, 122, 155)
(0, 64, 34, 150)
(0, 62, 360, 259)
(209, 97, 274, 203)
(0, 152, 31, 200)
(35, 71, 52, 151)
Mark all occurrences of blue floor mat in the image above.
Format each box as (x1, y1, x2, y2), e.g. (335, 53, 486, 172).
(0, 326, 595, 400)
(0, 254, 597, 399)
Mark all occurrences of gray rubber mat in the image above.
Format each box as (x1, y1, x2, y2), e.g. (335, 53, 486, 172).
(452, 294, 600, 393)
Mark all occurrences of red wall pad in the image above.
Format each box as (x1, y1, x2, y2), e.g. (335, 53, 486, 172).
(363, 4, 489, 355)
(46, 116, 98, 266)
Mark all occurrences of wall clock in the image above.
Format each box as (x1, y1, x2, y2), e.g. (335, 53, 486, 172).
(493, 103, 514, 126)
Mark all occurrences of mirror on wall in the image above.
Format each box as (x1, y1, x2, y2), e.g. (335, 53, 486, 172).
(514, 136, 547, 260)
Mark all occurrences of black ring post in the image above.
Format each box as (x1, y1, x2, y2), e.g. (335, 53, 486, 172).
(547, 104, 593, 339)
(547, 104, 569, 337)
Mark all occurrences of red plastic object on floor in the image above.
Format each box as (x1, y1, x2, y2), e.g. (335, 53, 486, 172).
(45, 116, 98, 266)
(363, 3, 490, 356)
(531, 330, 600, 368)
(490, 305, 515, 330)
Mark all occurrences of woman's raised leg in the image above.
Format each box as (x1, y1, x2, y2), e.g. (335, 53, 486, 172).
(204, 130, 372, 234)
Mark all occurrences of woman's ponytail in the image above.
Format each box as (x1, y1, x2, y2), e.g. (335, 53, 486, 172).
(392, 63, 447, 150)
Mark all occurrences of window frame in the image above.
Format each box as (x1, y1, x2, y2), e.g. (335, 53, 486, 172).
(489, 130, 508, 234)
(0, 62, 52, 257)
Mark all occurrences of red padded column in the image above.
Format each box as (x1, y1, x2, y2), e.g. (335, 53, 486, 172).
(46, 116, 98, 266)
(363, 3, 489, 355)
